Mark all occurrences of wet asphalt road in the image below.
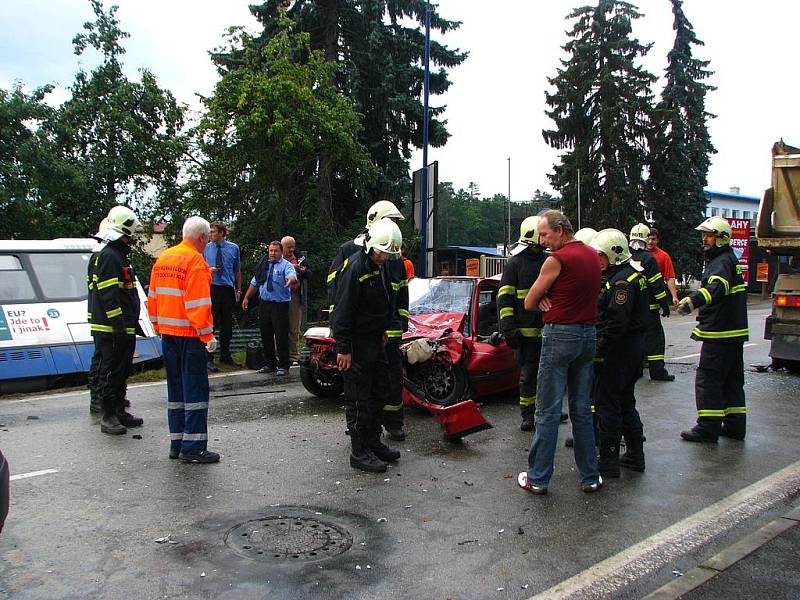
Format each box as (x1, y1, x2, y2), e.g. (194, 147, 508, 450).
(1, 301, 799, 599)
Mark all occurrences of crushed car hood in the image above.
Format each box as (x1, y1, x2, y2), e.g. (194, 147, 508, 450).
(405, 312, 466, 340)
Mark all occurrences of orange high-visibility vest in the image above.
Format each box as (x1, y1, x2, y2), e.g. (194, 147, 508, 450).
(148, 241, 214, 341)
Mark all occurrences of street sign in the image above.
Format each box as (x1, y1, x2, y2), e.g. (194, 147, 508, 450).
(757, 260, 769, 283)
(727, 218, 751, 284)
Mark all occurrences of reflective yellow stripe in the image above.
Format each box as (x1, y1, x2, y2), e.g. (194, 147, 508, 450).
(647, 354, 665, 361)
(327, 271, 337, 283)
(498, 285, 515, 297)
(725, 406, 747, 415)
(96, 277, 119, 290)
(735, 264, 743, 274)
(518, 327, 543, 337)
(708, 275, 730, 295)
(605, 281, 611, 290)
(648, 272, 663, 283)
(519, 395, 536, 407)
(398, 309, 409, 318)
(329, 304, 334, 313)
(90, 324, 114, 333)
(392, 279, 409, 291)
(692, 327, 749, 339)
(516, 288, 529, 299)
(385, 329, 403, 339)
(106, 307, 122, 318)
(359, 270, 380, 282)
(499, 307, 514, 319)
(699, 288, 712, 304)
(698, 409, 725, 418)
(627, 272, 639, 282)
(383, 403, 403, 412)
(649, 303, 660, 310)
(654, 291, 667, 300)
(730, 284, 746, 294)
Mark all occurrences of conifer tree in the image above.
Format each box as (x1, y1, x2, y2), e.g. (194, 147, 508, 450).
(543, 0, 655, 231)
(646, 0, 715, 278)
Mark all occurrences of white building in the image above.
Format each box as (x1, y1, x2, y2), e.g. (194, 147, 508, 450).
(704, 187, 760, 222)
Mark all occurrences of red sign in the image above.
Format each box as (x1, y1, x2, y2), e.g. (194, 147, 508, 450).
(756, 261, 769, 283)
(727, 218, 750, 284)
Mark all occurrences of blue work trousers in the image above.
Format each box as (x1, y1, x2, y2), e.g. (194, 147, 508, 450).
(162, 335, 210, 454)
(527, 323, 600, 488)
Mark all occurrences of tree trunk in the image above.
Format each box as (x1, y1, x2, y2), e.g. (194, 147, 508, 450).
(316, 0, 339, 226)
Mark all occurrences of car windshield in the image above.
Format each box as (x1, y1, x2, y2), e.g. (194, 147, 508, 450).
(409, 278, 474, 315)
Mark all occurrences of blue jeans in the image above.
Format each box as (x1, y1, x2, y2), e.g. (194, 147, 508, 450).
(162, 335, 210, 454)
(527, 323, 599, 487)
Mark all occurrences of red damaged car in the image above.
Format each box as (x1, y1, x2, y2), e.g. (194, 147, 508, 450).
(299, 276, 519, 438)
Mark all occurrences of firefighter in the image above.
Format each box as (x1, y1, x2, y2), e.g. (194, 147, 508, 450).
(328, 200, 409, 440)
(590, 229, 648, 476)
(88, 206, 144, 435)
(677, 216, 748, 443)
(500, 216, 547, 431)
(574, 227, 598, 245)
(331, 218, 403, 473)
(629, 223, 673, 381)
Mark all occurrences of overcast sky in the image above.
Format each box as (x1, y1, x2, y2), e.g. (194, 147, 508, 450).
(2, 0, 798, 203)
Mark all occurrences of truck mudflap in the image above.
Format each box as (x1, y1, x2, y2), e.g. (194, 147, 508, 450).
(402, 381, 493, 439)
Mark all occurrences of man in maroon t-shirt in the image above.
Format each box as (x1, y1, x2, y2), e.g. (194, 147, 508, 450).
(517, 210, 603, 495)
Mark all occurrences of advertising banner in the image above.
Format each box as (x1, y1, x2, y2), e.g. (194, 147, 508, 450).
(727, 218, 751, 284)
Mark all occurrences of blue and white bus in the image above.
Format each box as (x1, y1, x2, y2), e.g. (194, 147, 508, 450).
(0, 239, 161, 393)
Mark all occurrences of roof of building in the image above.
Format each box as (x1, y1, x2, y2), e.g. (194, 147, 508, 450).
(446, 246, 501, 256)
(704, 189, 760, 203)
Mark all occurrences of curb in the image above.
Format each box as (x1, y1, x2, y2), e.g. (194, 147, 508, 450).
(642, 505, 800, 599)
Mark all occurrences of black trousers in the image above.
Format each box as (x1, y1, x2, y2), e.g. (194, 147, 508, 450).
(644, 310, 668, 376)
(93, 333, 135, 418)
(595, 334, 645, 438)
(210, 284, 236, 361)
(516, 337, 542, 416)
(383, 340, 404, 429)
(344, 335, 389, 443)
(259, 300, 290, 370)
(695, 342, 746, 436)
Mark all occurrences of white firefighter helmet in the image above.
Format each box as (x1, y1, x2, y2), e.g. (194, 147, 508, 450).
(365, 200, 404, 228)
(574, 227, 598, 245)
(364, 217, 402, 257)
(590, 228, 632, 266)
(510, 215, 542, 255)
(93, 218, 113, 242)
(695, 216, 731, 247)
(629, 223, 650, 250)
(105, 205, 141, 241)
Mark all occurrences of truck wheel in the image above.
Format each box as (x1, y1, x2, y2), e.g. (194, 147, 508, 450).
(786, 361, 800, 375)
(300, 367, 343, 397)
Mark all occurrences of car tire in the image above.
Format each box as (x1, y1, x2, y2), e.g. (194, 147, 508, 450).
(421, 362, 468, 407)
(300, 367, 344, 397)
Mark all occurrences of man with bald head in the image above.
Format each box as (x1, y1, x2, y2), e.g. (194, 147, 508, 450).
(281, 236, 311, 364)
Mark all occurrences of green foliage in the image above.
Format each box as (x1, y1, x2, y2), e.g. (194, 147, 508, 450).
(543, 0, 656, 232)
(646, 0, 715, 278)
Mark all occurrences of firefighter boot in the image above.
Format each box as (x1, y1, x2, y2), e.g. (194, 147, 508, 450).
(89, 394, 102, 416)
(117, 410, 143, 428)
(598, 435, 621, 478)
(720, 416, 746, 440)
(100, 413, 127, 435)
(349, 436, 387, 473)
(369, 436, 400, 462)
(619, 430, 645, 472)
(520, 405, 536, 432)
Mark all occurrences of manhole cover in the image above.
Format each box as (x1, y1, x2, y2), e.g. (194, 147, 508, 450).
(225, 515, 353, 561)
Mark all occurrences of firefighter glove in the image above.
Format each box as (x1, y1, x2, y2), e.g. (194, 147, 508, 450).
(661, 304, 670, 318)
(504, 330, 521, 349)
(677, 297, 694, 316)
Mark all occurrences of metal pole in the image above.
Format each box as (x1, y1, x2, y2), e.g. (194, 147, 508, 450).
(507, 157, 511, 254)
(577, 167, 581, 230)
(419, 0, 431, 277)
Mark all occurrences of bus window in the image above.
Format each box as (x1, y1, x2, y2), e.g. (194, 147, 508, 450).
(28, 253, 91, 301)
(0, 255, 36, 302)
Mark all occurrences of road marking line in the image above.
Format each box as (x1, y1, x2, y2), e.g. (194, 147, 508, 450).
(669, 343, 758, 362)
(528, 459, 800, 600)
(10, 468, 59, 481)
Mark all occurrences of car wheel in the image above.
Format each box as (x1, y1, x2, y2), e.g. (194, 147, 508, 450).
(422, 362, 467, 407)
(300, 367, 344, 397)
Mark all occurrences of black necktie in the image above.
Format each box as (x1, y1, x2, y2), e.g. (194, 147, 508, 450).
(266, 262, 275, 292)
(215, 243, 223, 271)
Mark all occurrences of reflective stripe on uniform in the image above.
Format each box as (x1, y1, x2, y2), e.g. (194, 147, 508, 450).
(327, 270, 337, 283)
(519, 327, 543, 337)
(699, 287, 712, 304)
(627, 272, 639, 282)
(182, 433, 208, 441)
(96, 277, 119, 290)
(647, 354, 665, 361)
(91, 324, 114, 333)
(654, 290, 667, 300)
(519, 394, 536, 407)
(156, 287, 183, 297)
(157, 316, 193, 327)
(500, 307, 514, 319)
(698, 409, 725, 418)
(516, 288, 529, 299)
(106, 307, 122, 318)
(358, 270, 380, 282)
(692, 327, 749, 339)
(730, 284, 746, 294)
(197, 326, 214, 335)
(398, 308, 410, 318)
(385, 330, 403, 339)
(725, 406, 747, 415)
(498, 285, 515, 297)
(185, 297, 211, 309)
(167, 402, 185, 410)
(649, 303, 660, 311)
(383, 403, 403, 412)
(169, 432, 184, 440)
(392, 279, 409, 291)
(648, 272, 663, 283)
(708, 275, 730, 295)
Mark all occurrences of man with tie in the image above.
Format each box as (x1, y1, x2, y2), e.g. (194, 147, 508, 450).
(203, 221, 242, 371)
(242, 241, 297, 376)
